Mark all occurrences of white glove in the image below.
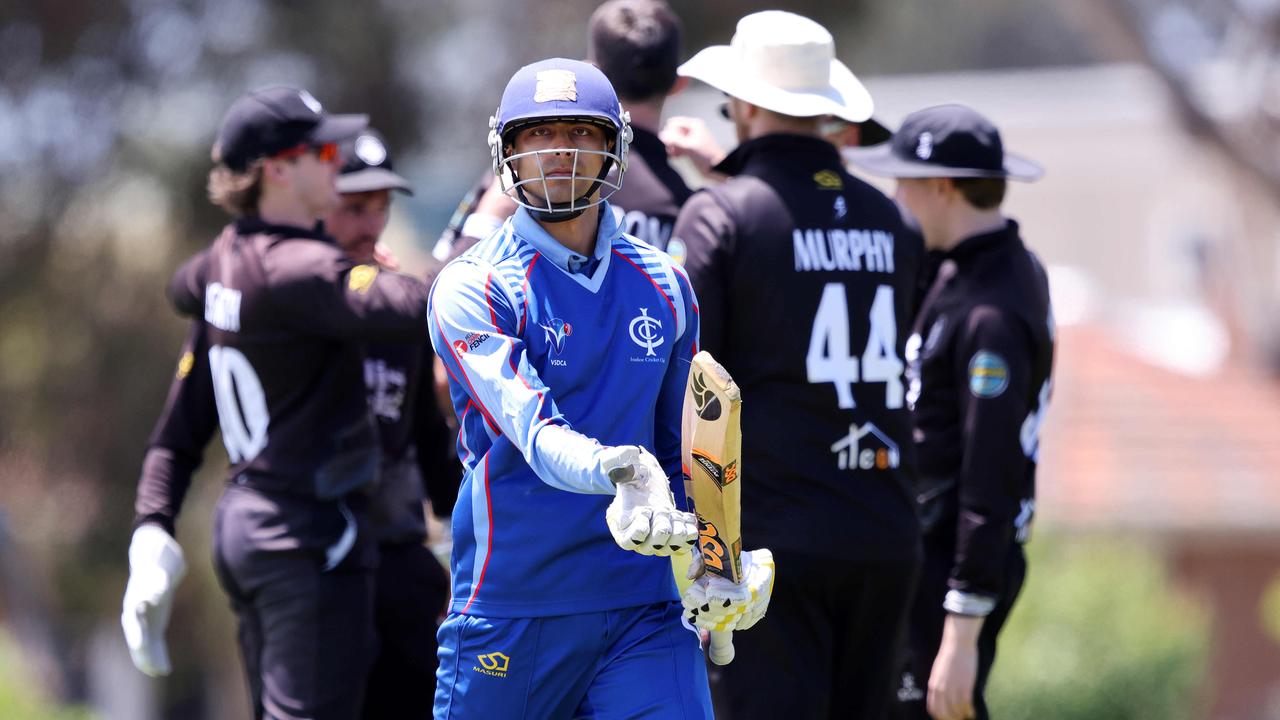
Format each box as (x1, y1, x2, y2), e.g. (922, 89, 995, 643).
(603, 446, 698, 557)
(121, 524, 187, 677)
(682, 548, 776, 633)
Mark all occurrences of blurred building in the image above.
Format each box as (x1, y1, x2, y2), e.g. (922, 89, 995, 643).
(871, 63, 1280, 720)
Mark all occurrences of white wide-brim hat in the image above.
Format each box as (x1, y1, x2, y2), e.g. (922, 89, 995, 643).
(678, 10, 873, 124)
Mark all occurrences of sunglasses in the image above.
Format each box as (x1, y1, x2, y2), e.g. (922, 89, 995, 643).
(273, 142, 340, 164)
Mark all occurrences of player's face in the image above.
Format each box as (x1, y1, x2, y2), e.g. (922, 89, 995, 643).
(509, 121, 610, 205)
(894, 178, 946, 249)
(287, 147, 343, 218)
(326, 189, 392, 263)
(726, 97, 750, 144)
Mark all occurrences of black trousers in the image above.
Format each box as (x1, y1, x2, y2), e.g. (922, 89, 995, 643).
(890, 543, 1026, 720)
(712, 549, 920, 720)
(360, 540, 449, 720)
(212, 483, 378, 720)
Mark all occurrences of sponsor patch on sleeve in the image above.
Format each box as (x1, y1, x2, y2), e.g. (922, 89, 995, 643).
(348, 264, 379, 294)
(968, 351, 1009, 398)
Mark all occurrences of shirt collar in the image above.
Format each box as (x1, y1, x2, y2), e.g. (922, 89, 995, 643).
(946, 218, 1020, 262)
(511, 204, 620, 277)
(713, 133, 843, 176)
(236, 216, 330, 242)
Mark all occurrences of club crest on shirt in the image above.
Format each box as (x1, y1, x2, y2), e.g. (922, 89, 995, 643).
(628, 307, 664, 359)
(968, 351, 1010, 398)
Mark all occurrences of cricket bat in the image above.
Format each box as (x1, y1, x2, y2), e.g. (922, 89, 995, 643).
(681, 350, 743, 665)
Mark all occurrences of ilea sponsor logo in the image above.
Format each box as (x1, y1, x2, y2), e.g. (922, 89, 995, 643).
(831, 421, 901, 471)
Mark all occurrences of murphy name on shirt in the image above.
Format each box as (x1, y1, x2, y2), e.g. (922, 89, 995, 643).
(793, 228, 895, 273)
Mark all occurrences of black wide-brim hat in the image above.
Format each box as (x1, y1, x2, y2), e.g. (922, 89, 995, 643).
(847, 103, 1043, 181)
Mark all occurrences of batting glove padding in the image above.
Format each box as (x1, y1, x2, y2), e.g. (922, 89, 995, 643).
(604, 446, 698, 556)
(121, 524, 187, 677)
(682, 548, 776, 632)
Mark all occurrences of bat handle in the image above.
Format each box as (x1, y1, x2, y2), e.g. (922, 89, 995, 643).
(708, 630, 735, 665)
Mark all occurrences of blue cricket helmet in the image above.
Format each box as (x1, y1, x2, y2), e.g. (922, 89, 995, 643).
(488, 58, 633, 220)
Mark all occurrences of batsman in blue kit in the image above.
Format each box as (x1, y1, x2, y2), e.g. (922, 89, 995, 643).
(428, 58, 775, 719)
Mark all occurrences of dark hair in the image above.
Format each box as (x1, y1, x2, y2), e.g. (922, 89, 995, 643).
(588, 0, 682, 103)
(208, 143, 263, 216)
(951, 177, 1007, 210)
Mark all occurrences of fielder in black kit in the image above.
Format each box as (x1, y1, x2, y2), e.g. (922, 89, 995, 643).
(849, 104, 1054, 720)
(434, 0, 692, 261)
(672, 11, 923, 720)
(122, 87, 433, 720)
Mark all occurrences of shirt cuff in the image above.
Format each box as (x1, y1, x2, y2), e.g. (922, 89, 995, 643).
(943, 589, 996, 617)
(460, 213, 505, 242)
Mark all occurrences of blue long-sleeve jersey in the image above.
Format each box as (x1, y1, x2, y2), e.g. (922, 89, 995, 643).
(428, 204, 699, 618)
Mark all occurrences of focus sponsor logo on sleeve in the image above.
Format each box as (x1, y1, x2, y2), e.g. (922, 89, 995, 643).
(454, 331, 491, 354)
(968, 351, 1010, 398)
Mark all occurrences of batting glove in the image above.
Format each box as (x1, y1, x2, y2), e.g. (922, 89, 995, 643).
(604, 446, 698, 556)
(682, 548, 776, 633)
(121, 524, 187, 677)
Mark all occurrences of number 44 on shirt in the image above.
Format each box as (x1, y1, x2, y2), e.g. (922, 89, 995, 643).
(806, 283, 904, 410)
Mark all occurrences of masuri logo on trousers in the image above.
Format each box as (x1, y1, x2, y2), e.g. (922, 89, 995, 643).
(474, 652, 511, 678)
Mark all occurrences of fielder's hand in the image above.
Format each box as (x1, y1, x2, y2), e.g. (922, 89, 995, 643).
(603, 446, 697, 556)
(682, 548, 775, 633)
(121, 524, 187, 677)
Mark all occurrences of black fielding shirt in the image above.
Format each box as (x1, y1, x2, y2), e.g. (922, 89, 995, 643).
(671, 134, 924, 562)
(908, 219, 1054, 601)
(154, 218, 430, 502)
(609, 126, 693, 252)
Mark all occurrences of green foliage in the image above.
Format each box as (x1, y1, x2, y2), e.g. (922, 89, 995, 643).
(988, 536, 1209, 720)
(0, 631, 97, 720)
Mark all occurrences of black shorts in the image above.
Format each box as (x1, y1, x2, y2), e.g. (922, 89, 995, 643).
(212, 483, 378, 720)
(890, 542, 1026, 720)
(361, 540, 449, 720)
(711, 549, 920, 720)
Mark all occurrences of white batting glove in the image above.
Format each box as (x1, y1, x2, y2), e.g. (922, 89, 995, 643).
(604, 446, 698, 556)
(682, 548, 775, 633)
(121, 524, 187, 677)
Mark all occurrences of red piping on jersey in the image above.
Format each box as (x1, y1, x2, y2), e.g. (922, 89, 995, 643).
(483, 272, 500, 330)
(519, 253, 541, 336)
(458, 402, 477, 465)
(612, 249, 678, 325)
(460, 456, 493, 614)
(434, 306, 502, 435)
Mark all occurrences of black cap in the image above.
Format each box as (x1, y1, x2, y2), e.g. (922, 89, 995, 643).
(846, 104, 1043, 181)
(336, 129, 414, 196)
(214, 86, 368, 172)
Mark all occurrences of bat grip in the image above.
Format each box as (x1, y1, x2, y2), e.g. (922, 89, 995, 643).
(708, 630, 735, 665)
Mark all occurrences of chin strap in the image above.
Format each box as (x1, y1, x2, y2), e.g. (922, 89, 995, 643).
(508, 148, 617, 223)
